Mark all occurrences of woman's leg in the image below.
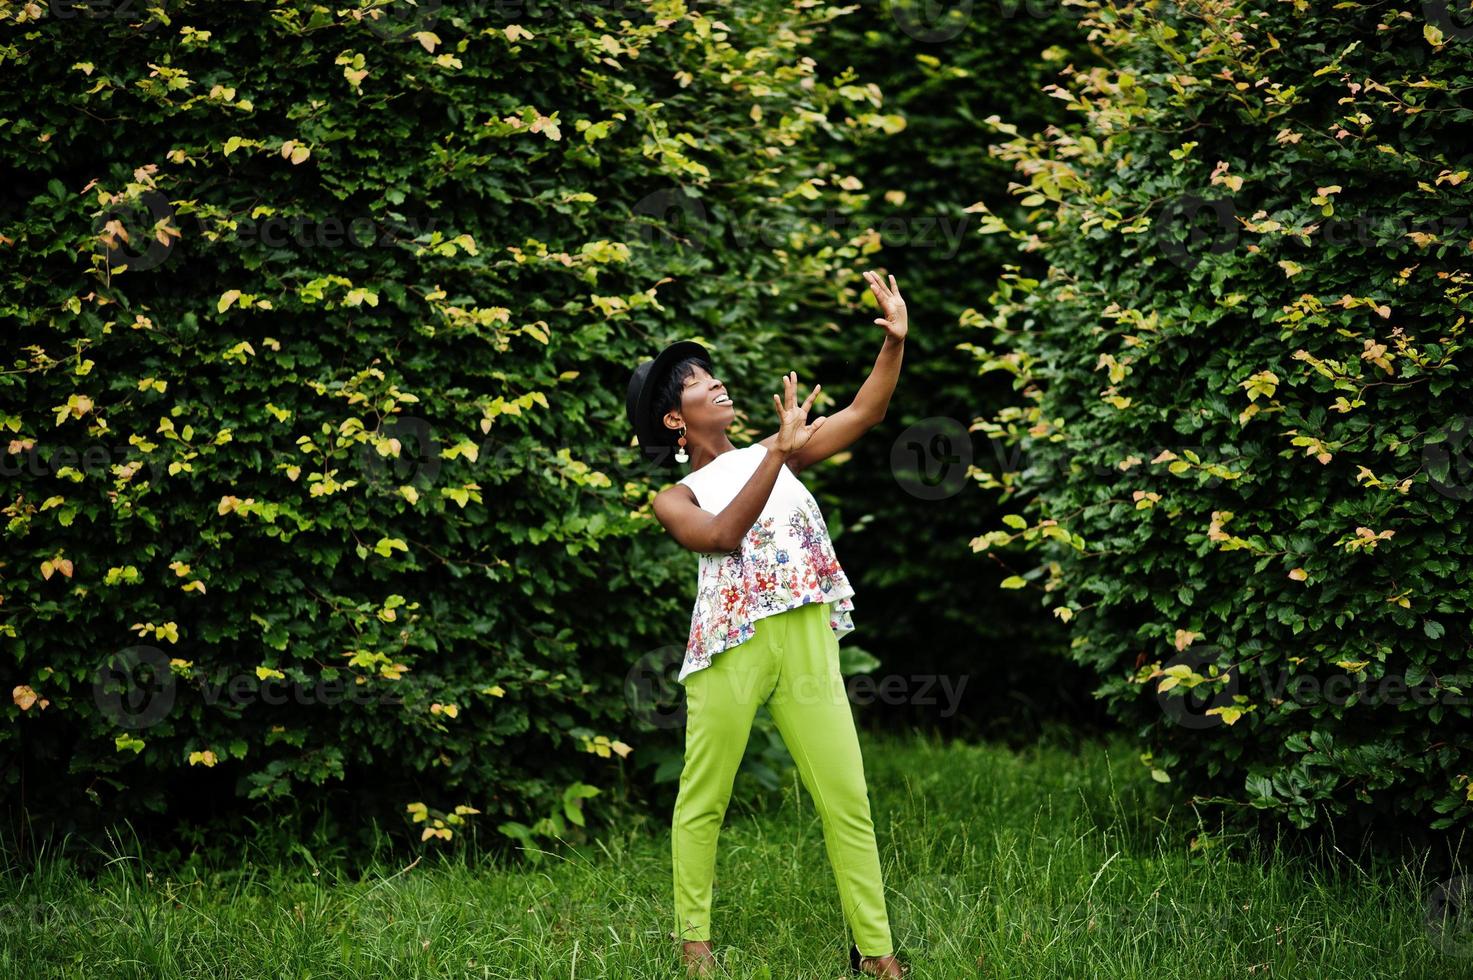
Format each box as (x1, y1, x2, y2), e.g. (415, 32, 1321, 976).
(671, 624, 778, 944)
(765, 600, 895, 958)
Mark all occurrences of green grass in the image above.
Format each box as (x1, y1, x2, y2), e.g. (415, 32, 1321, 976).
(2, 731, 1467, 978)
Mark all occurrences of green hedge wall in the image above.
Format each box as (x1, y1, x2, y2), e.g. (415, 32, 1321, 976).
(973, 0, 1473, 837)
(0, 0, 888, 860)
(798, 0, 1106, 741)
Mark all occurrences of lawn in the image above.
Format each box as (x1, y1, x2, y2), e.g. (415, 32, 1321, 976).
(1, 730, 1464, 979)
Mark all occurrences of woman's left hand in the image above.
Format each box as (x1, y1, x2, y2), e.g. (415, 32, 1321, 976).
(863, 269, 907, 342)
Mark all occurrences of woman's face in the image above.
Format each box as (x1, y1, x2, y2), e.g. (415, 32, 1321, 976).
(665, 363, 734, 433)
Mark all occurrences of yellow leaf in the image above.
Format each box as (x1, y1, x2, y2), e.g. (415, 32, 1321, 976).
(13, 685, 38, 711)
(1288, 568, 1307, 581)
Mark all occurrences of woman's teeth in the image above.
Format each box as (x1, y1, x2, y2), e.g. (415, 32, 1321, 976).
(713, 394, 731, 405)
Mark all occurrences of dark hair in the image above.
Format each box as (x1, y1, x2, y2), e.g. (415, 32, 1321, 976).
(651, 354, 712, 437)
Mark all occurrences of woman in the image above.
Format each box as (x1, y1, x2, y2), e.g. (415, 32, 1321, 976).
(624, 271, 909, 978)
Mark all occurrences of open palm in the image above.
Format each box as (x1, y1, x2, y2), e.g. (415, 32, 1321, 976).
(771, 371, 826, 455)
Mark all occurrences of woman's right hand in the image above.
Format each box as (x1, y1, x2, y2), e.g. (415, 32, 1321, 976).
(771, 371, 825, 458)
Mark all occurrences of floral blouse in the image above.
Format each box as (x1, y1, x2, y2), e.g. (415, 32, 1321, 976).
(674, 443, 855, 683)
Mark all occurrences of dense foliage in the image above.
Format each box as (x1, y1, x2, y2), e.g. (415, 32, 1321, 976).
(0, 0, 892, 859)
(973, 0, 1473, 837)
(800, 0, 1107, 740)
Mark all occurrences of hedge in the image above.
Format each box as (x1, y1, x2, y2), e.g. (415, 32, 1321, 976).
(972, 0, 1473, 837)
(0, 0, 890, 861)
(797, 0, 1109, 741)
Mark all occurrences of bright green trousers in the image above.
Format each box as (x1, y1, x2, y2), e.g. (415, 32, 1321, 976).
(671, 599, 894, 957)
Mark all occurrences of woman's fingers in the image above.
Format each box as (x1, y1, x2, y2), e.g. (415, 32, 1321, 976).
(801, 382, 821, 414)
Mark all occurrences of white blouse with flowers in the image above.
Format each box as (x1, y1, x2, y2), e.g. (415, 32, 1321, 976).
(674, 443, 855, 683)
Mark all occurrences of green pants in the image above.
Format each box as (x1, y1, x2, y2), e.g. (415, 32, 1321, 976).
(671, 599, 894, 957)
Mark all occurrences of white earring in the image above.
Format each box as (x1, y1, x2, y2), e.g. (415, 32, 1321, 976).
(674, 426, 688, 463)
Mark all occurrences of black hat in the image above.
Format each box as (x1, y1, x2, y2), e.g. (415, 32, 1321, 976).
(626, 340, 710, 466)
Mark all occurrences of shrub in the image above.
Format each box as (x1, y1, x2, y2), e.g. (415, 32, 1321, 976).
(973, 0, 1473, 836)
(0, 0, 883, 861)
(798, 0, 1108, 740)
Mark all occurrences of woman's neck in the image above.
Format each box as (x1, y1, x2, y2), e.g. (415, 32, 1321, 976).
(686, 435, 739, 472)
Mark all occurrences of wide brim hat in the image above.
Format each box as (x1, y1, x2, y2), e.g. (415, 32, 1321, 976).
(626, 340, 710, 466)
